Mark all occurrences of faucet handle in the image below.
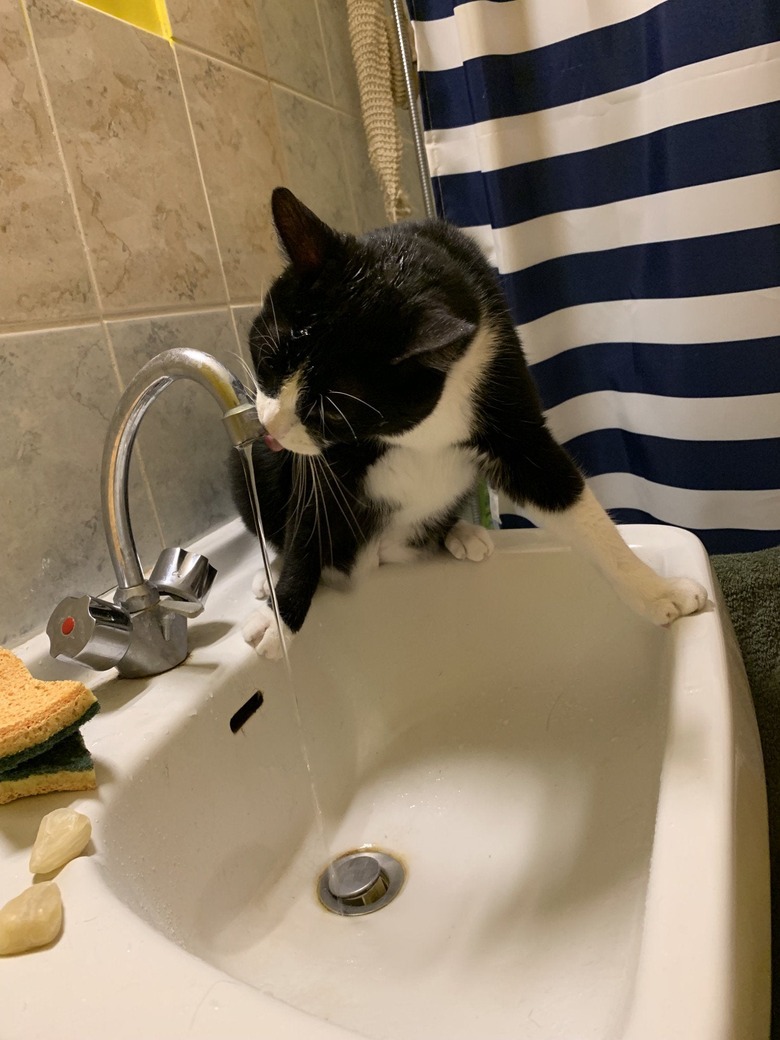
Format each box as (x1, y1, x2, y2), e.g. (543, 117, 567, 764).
(47, 595, 132, 671)
(157, 596, 204, 619)
(149, 547, 216, 611)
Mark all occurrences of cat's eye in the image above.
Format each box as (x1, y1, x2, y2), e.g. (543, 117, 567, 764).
(319, 413, 347, 434)
(317, 403, 359, 439)
(303, 401, 340, 430)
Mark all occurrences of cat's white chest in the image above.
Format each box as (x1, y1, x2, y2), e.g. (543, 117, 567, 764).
(365, 443, 478, 536)
(359, 325, 490, 561)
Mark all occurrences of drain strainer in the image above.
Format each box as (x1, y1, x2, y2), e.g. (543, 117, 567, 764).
(318, 849, 405, 916)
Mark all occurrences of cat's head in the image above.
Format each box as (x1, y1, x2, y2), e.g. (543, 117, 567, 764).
(248, 188, 480, 455)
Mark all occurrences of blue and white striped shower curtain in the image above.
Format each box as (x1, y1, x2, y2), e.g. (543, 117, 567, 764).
(408, 0, 780, 553)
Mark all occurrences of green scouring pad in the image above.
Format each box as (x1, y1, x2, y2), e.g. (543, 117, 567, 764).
(0, 731, 97, 805)
(0, 647, 100, 805)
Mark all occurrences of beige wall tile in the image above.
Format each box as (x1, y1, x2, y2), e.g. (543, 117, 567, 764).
(254, 0, 332, 103)
(167, 0, 266, 73)
(0, 325, 121, 647)
(272, 86, 356, 233)
(232, 303, 262, 355)
(178, 50, 286, 302)
(338, 113, 427, 233)
(108, 310, 245, 551)
(317, 0, 361, 115)
(0, 0, 97, 329)
(26, 0, 224, 314)
(338, 114, 388, 233)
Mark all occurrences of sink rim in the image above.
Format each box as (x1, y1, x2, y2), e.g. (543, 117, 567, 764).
(0, 521, 769, 1040)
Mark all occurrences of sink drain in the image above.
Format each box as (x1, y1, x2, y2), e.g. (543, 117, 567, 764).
(318, 849, 405, 916)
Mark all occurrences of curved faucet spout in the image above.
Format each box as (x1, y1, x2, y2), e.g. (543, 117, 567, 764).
(102, 347, 261, 611)
(49, 347, 262, 677)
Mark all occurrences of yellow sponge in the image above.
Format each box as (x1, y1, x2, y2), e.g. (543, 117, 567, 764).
(0, 649, 99, 803)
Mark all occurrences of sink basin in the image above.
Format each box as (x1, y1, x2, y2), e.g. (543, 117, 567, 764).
(1, 521, 769, 1040)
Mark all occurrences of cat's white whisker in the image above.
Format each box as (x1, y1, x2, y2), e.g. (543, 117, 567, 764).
(316, 457, 363, 542)
(230, 351, 260, 396)
(267, 292, 281, 345)
(255, 329, 280, 356)
(326, 395, 358, 441)
(294, 456, 319, 553)
(287, 455, 306, 545)
(329, 390, 384, 418)
(311, 457, 334, 564)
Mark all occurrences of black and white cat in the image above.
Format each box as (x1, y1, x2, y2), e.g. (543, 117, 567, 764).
(230, 188, 707, 659)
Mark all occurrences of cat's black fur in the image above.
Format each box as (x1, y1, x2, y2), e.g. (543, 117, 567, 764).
(229, 188, 584, 641)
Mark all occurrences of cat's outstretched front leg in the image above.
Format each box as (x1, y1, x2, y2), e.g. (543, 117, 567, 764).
(523, 486, 708, 624)
(485, 422, 707, 625)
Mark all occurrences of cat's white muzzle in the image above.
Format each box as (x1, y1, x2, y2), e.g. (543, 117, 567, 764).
(255, 377, 321, 456)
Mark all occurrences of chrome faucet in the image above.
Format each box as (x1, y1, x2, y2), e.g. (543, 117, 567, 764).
(47, 348, 261, 678)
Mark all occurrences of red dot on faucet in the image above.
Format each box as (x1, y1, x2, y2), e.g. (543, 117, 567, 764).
(61, 616, 76, 636)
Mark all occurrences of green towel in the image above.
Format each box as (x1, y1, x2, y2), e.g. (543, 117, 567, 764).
(712, 544, 780, 1036)
(712, 545, 780, 807)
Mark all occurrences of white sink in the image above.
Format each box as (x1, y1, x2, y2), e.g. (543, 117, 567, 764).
(2, 521, 769, 1040)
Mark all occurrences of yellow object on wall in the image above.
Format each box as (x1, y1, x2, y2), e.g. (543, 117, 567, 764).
(77, 0, 172, 40)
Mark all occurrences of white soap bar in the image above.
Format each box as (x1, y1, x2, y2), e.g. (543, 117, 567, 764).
(0, 882, 62, 955)
(29, 807, 92, 875)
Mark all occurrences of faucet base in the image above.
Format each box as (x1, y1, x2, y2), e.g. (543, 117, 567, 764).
(115, 608, 188, 678)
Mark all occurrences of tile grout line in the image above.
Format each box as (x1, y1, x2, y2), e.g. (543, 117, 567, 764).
(171, 39, 253, 376)
(312, 0, 339, 111)
(174, 34, 363, 121)
(172, 15, 357, 119)
(170, 36, 369, 133)
(335, 113, 366, 235)
(19, 0, 113, 379)
(270, 78, 359, 120)
(313, 0, 362, 235)
(171, 35, 269, 82)
(19, 0, 167, 553)
(312, 0, 394, 232)
(1, 301, 264, 340)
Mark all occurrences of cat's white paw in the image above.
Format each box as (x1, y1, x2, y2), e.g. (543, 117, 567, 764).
(251, 568, 271, 600)
(636, 577, 708, 626)
(242, 603, 293, 660)
(445, 521, 494, 562)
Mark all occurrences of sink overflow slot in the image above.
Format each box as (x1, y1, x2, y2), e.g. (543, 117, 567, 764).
(230, 690, 264, 733)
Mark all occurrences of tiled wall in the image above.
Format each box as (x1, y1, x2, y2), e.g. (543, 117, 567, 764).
(1, 0, 424, 648)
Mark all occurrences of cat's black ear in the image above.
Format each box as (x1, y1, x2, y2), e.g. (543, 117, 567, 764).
(271, 187, 341, 275)
(396, 307, 477, 370)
